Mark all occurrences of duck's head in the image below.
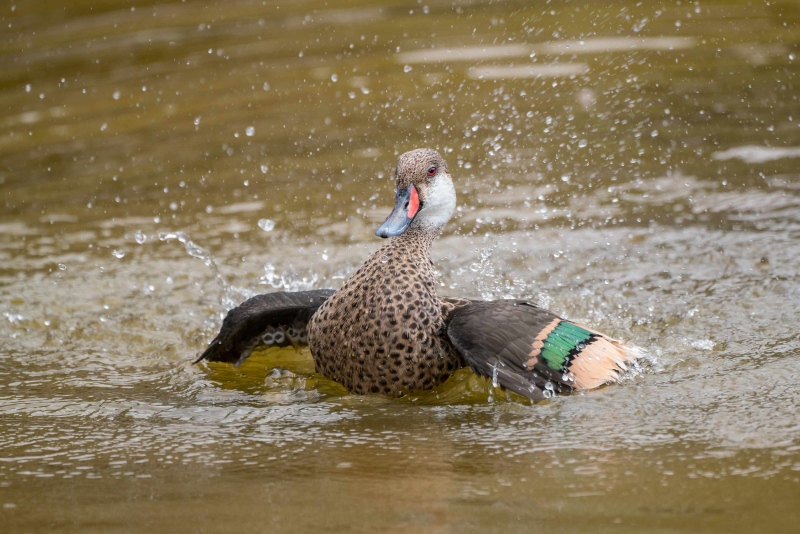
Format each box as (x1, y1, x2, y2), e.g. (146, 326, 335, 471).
(375, 148, 456, 238)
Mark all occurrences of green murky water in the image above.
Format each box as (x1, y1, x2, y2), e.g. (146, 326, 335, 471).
(2, 0, 799, 531)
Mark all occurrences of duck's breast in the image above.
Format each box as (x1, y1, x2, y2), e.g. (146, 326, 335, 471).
(308, 249, 459, 395)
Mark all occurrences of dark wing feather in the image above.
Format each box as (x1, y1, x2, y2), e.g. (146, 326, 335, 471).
(197, 289, 335, 365)
(446, 300, 575, 401)
(440, 295, 478, 320)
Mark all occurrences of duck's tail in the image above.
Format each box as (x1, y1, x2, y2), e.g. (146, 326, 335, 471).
(568, 332, 643, 390)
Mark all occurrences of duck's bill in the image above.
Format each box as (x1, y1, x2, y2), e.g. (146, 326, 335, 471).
(375, 184, 419, 238)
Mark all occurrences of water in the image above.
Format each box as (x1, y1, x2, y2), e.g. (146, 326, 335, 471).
(2, 0, 799, 531)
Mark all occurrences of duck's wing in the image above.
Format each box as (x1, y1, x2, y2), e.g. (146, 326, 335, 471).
(196, 289, 335, 365)
(446, 300, 637, 401)
(441, 296, 477, 316)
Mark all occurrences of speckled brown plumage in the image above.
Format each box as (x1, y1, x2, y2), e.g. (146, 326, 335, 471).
(198, 148, 641, 401)
(308, 225, 462, 395)
(394, 147, 444, 189)
(307, 149, 465, 395)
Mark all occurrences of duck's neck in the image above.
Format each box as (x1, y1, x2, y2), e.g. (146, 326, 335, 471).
(386, 223, 441, 258)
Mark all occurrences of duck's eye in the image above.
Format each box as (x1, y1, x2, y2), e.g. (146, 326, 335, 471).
(427, 166, 437, 177)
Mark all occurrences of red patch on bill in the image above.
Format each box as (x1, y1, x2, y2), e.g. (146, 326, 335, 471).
(407, 185, 420, 218)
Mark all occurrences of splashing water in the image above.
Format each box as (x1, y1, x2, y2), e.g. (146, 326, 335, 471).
(1, 0, 798, 530)
(259, 263, 320, 293)
(156, 231, 245, 309)
(471, 245, 499, 300)
(257, 219, 275, 232)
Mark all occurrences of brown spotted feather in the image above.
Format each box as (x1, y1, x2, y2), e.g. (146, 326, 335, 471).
(308, 225, 462, 395)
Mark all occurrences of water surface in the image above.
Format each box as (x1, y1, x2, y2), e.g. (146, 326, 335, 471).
(1, 0, 799, 531)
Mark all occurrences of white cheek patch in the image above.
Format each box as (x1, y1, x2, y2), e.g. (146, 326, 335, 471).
(417, 175, 456, 228)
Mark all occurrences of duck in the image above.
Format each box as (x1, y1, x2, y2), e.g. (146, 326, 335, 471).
(197, 148, 639, 401)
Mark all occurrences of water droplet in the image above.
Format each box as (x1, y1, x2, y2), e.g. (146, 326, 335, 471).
(3, 312, 25, 323)
(58, 263, 66, 271)
(112, 91, 120, 100)
(491, 364, 499, 388)
(330, 73, 338, 82)
(193, 116, 201, 126)
(403, 65, 412, 73)
(258, 219, 275, 232)
(260, 165, 268, 174)
(577, 139, 588, 148)
(245, 126, 255, 137)
(184, 241, 206, 259)
(134, 231, 146, 244)
(691, 339, 715, 351)
(112, 250, 125, 259)
(380, 254, 390, 263)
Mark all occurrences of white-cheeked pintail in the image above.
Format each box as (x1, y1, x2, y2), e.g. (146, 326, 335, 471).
(197, 148, 639, 401)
